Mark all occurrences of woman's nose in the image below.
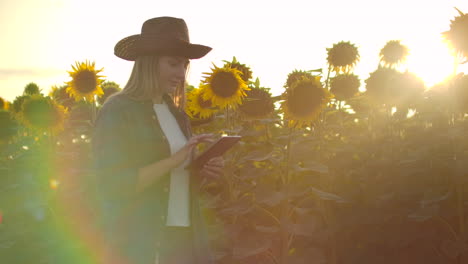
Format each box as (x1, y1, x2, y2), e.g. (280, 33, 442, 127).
(175, 65, 186, 79)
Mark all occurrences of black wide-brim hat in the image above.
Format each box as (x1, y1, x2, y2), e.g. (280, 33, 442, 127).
(114, 17, 212, 61)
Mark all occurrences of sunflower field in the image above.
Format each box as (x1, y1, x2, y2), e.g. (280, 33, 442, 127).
(1, 9, 468, 264)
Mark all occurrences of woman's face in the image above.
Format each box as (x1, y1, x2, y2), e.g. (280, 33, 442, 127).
(158, 56, 189, 94)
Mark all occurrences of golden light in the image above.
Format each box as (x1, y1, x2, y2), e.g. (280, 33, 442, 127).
(406, 38, 456, 88)
(50, 179, 60, 190)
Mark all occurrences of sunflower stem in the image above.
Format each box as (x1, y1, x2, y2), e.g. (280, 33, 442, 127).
(451, 55, 466, 245)
(325, 64, 332, 91)
(91, 99, 97, 125)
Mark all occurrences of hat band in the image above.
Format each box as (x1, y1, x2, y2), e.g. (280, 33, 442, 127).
(136, 37, 191, 56)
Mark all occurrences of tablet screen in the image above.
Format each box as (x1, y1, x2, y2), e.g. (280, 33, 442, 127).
(187, 136, 241, 170)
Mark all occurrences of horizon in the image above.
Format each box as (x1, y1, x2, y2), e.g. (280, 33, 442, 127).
(1, 0, 468, 101)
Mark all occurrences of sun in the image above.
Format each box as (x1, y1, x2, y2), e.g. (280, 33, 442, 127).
(406, 38, 458, 88)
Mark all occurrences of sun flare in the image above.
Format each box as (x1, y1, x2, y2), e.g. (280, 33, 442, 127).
(406, 38, 457, 88)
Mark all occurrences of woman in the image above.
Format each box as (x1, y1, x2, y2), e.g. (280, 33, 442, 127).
(92, 17, 222, 264)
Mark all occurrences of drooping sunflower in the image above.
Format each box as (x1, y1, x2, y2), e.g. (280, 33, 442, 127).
(365, 67, 423, 107)
(326, 41, 360, 73)
(200, 64, 249, 109)
(330, 73, 361, 101)
(379, 40, 409, 67)
(0, 110, 18, 144)
(23, 82, 41, 95)
(284, 69, 315, 89)
(98, 81, 122, 105)
(223, 57, 253, 83)
(186, 87, 218, 119)
(442, 8, 468, 60)
(66, 60, 105, 102)
(365, 67, 401, 105)
(281, 76, 332, 127)
(239, 86, 275, 119)
(17, 94, 68, 134)
(49, 85, 75, 109)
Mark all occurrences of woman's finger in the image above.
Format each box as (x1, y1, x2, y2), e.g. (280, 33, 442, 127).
(203, 163, 224, 174)
(206, 157, 224, 167)
(200, 166, 223, 178)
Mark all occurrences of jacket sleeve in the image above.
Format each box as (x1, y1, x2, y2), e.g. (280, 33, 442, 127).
(92, 105, 138, 202)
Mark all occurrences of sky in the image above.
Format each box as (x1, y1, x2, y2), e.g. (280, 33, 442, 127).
(1, 0, 468, 101)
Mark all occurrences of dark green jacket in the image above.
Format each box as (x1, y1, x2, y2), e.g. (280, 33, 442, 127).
(92, 93, 213, 264)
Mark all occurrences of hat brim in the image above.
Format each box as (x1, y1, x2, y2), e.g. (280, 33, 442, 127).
(114, 35, 212, 61)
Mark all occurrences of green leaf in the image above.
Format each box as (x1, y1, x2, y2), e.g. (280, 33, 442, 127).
(256, 191, 286, 207)
(408, 204, 439, 222)
(310, 187, 348, 203)
(233, 238, 271, 259)
(299, 160, 329, 174)
(254, 77, 260, 88)
(242, 150, 274, 162)
(454, 7, 465, 16)
(255, 225, 279, 233)
(441, 239, 468, 259)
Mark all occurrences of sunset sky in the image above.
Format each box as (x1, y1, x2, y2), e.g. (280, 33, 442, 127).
(1, 0, 467, 101)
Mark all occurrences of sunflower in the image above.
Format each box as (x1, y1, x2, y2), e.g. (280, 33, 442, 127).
(442, 8, 468, 60)
(186, 87, 218, 119)
(285, 69, 314, 89)
(0, 97, 8, 110)
(0, 110, 18, 144)
(365, 67, 424, 107)
(200, 64, 249, 109)
(98, 81, 122, 105)
(66, 60, 105, 102)
(326, 41, 360, 73)
(11, 95, 30, 113)
(17, 94, 68, 134)
(49, 85, 75, 109)
(239, 79, 275, 119)
(397, 72, 425, 101)
(281, 76, 332, 127)
(223, 57, 253, 83)
(365, 67, 400, 105)
(379, 40, 409, 67)
(330, 74, 361, 101)
(23, 82, 41, 95)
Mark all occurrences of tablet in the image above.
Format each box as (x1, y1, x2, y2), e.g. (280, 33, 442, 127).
(187, 136, 241, 170)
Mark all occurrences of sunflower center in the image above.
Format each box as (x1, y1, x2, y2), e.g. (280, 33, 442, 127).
(288, 84, 323, 117)
(211, 72, 240, 98)
(197, 94, 212, 109)
(240, 89, 274, 117)
(74, 70, 98, 94)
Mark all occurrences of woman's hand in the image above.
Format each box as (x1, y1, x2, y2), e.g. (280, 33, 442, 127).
(169, 134, 214, 168)
(199, 156, 225, 179)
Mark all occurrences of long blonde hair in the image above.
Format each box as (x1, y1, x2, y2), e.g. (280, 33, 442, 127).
(116, 55, 188, 110)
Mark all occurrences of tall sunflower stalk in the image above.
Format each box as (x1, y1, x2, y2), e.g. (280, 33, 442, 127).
(278, 124, 294, 264)
(443, 8, 467, 243)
